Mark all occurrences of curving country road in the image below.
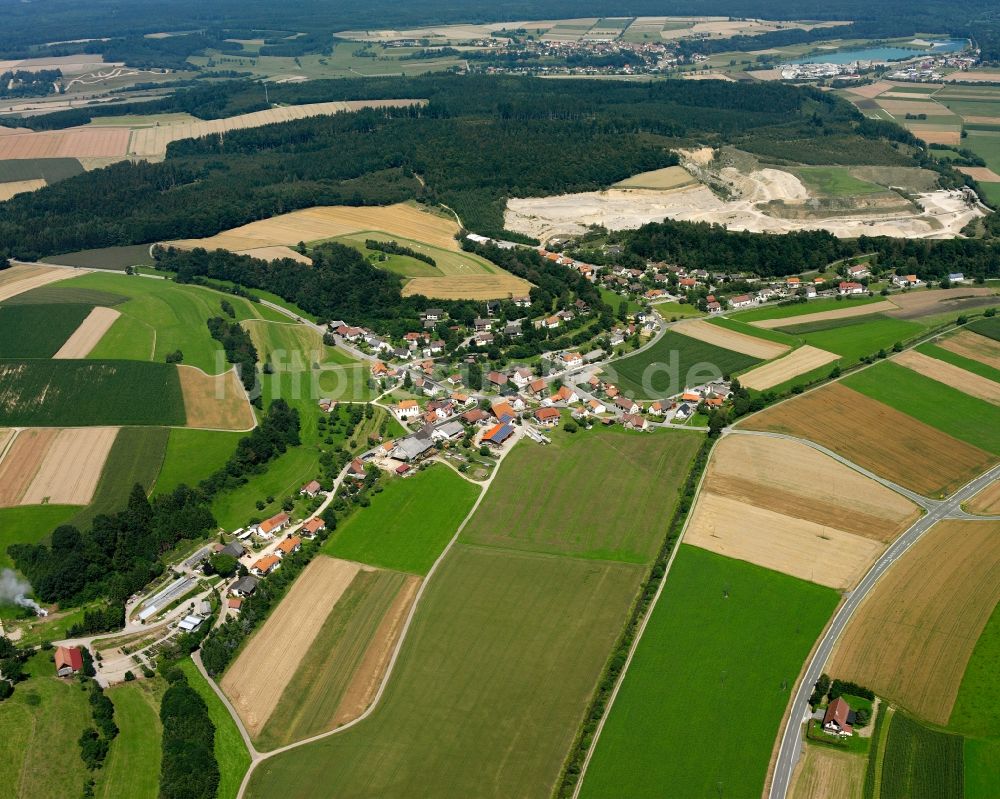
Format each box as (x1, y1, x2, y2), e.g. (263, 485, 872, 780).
(767, 460, 1000, 799)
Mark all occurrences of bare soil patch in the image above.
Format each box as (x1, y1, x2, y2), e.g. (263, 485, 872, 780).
(894, 349, 1000, 405)
(845, 81, 895, 99)
(966, 479, 1000, 515)
(886, 287, 998, 319)
(333, 574, 421, 725)
(752, 301, 897, 329)
(222, 557, 364, 736)
(674, 319, 789, 359)
(738, 345, 839, 390)
(686, 492, 883, 589)
(0, 264, 79, 302)
(789, 745, 865, 799)
(706, 435, 921, 542)
(52, 307, 120, 358)
(740, 382, 996, 496)
(938, 330, 1000, 370)
(0, 428, 58, 506)
(826, 520, 1000, 724)
(21, 426, 118, 505)
(0, 179, 46, 201)
(177, 366, 255, 431)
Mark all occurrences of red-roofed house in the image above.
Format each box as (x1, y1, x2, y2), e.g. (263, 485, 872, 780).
(534, 407, 561, 426)
(547, 385, 578, 405)
(527, 378, 547, 398)
(254, 512, 290, 539)
(823, 697, 854, 736)
(838, 281, 865, 296)
(55, 645, 83, 677)
(251, 554, 281, 576)
(301, 517, 326, 538)
(276, 536, 302, 558)
(299, 480, 322, 497)
(622, 413, 648, 431)
(348, 458, 367, 479)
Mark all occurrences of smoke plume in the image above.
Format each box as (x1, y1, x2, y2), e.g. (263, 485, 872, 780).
(0, 568, 45, 616)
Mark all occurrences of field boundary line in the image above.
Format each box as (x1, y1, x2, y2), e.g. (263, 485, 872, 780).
(570, 435, 715, 799)
(233, 430, 527, 798)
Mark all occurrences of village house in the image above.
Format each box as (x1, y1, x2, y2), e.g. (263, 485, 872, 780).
(421, 308, 445, 323)
(299, 479, 322, 497)
(892, 273, 922, 288)
(253, 512, 290, 539)
(318, 398, 337, 414)
(786, 277, 801, 289)
(301, 517, 326, 538)
(462, 408, 490, 425)
(55, 645, 83, 677)
(510, 367, 534, 389)
(474, 332, 494, 346)
(707, 300, 722, 314)
(648, 400, 668, 416)
(588, 399, 607, 415)
(513, 296, 532, 307)
(276, 536, 302, 559)
(474, 318, 493, 332)
(251, 554, 281, 577)
(347, 458, 367, 479)
(621, 412, 649, 431)
(561, 351, 584, 369)
(838, 281, 865, 296)
(948, 272, 966, 283)
(427, 399, 455, 420)
(805, 285, 817, 299)
(491, 400, 517, 423)
(527, 378, 547, 398)
(534, 407, 561, 426)
(486, 370, 508, 389)
(394, 399, 421, 421)
(450, 391, 473, 408)
(230, 575, 259, 597)
(547, 385, 578, 405)
(505, 320, 523, 337)
(823, 697, 854, 737)
(846, 263, 870, 279)
(214, 540, 246, 560)
(728, 293, 755, 309)
(615, 396, 640, 415)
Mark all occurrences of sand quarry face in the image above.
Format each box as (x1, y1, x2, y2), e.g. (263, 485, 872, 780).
(504, 166, 985, 241)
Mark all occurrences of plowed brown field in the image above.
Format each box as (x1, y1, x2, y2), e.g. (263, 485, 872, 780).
(178, 366, 255, 430)
(938, 330, 1000, 370)
(740, 383, 996, 496)
(222, 557, 363, 736)
(674, 319, 789, 359)
(826, 520, 1000, 724)
(20, 426, 118, 505)
(0, 428, 58, 506)
(894, 349, 1000, 405)
(885, 287, 997, 319)
(738, 345, 839, 390)
(966, 479, 1000, 515)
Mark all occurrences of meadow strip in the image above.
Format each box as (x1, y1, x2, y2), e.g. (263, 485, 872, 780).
(752, 301, 897, 329)
(52, 306, 120, 358)
(893, 349, 1000, 404)
(936, 329, 1000, 370)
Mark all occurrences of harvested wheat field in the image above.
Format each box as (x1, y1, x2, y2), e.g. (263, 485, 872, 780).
(885, 287, 997, 319)
(705, 435, 921, 542)
(826, 520, 1000, 724)
(20, 426, 118, 505)
(894, 349, 1000, 405)
(0, 179, 46, 201)
(966, 479, 1000, 515)
(178, 366, 255, 431)
(222, 557, 364, 736)
(674, 319, 789, 359)
(128, 99, 424, 159)
(938, 330, 1000, 370)
(789, 746, 865, 799)
(910, 128, 962, 146)
(0, 428, 58, 506)
(686, 492, 884, 589)
(170, 203, 462, 253)
(741, 383, 996, 496)
(239, 246, 312, 264)
(957, 166, 1000, 182)
(738, 345, 839, 390)
(0, 127, 130, 159)
(845, 81, 894, 99)
(0, 264, 80, 302)
(400, 273, 532, 300)
(752, 301, 896, 330)
(52, 307, 120, 358)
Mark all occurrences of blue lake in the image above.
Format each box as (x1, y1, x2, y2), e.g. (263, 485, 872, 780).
(791, 39, 966, 65)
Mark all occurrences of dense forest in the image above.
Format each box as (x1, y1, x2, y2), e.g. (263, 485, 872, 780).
(0, 0, 997, 62)
(0, 75, 928, 257)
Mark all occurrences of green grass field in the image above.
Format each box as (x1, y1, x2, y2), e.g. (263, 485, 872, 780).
(879, 710, 963, 799)
(0, 360, 185, 426)
(964, 738, 1000, 799)
(0, 651, 94, 799)
(610, 330, 760, 398)
(949, 601, 1000, 738)
(916, 341, 1000, 383)
(967, 315, 1000, 341)
(0, 505, 78, 569)
(246, 544, 646, 799)
(154, 429, 244, 495)
(178, 658, 251, 799)
(327, 232, 497, 276)
(0, 157, 83, 183)
(41, 244, 156, 271)
(68, 427, 170, 531)
(95, 680, 164, 799)
(794, 315, 926, 363)
(87, 313, 156, 361)
(843, 361, 1000, 454)
(242, 319, 357, 370)
(462, 428, 701, 563)
(0, 303, 94, 358)
(255, 565, 411, 750)
(709, 315, 799, 347)
(55, 273, 282, 371)
(733, 295, 881, 323)
(579, 546, 839, 799)
(649, 299, 703, 319)
(323, 465, 480, 574)
(1, 284, 128, 308)
(791, 166, 886, 196)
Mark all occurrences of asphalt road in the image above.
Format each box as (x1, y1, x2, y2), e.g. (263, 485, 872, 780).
(768, 461, 1000, 799)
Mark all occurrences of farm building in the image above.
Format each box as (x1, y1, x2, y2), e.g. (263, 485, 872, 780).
(432, 420, 465, 442)
(214, 540, 246, 560)
(462, 409, 490, 425)
(393, 436, 435, 462)
(251, 554, 281, 577)
(54, 645, 83, 677)
(491, 401, 517, 423)
(482, 422, 515, 448)
(486, 371, 508, 388)
(823, 697, 854, 736)
(178, 614, 205, 632)
(301, 517, 326, 538)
